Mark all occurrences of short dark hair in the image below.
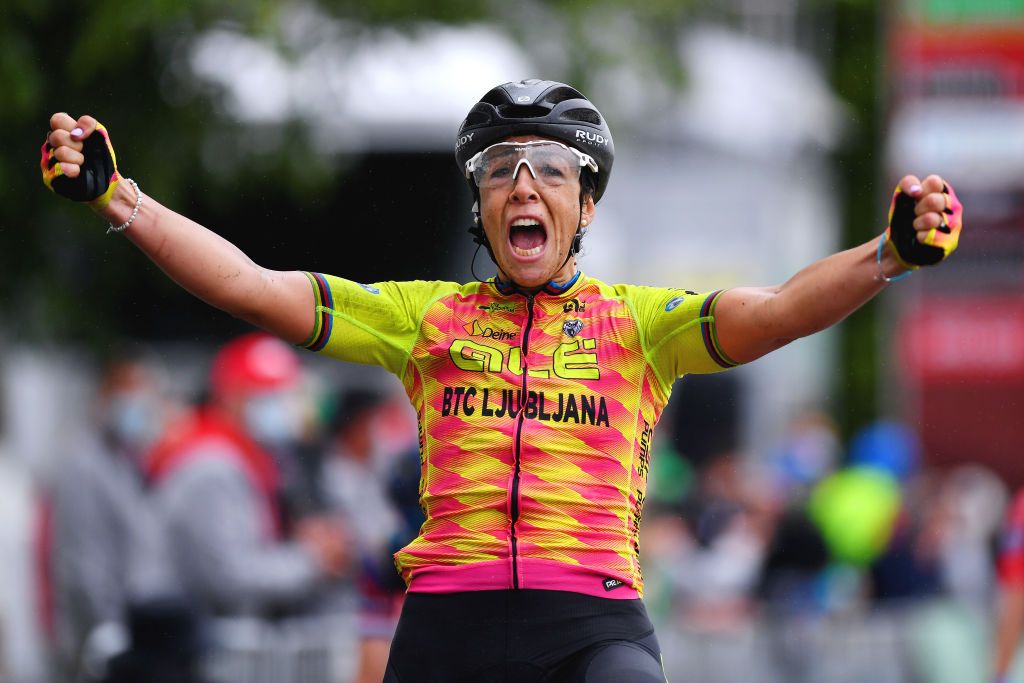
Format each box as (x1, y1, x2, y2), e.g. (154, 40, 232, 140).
(329, 388, 386, 435)
(580, 169, 598, 202)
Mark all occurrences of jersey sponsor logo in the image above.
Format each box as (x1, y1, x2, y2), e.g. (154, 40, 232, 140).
(358, 283, 380, 295)
(563, 319, 583, 337)
(603, 578, 625, 591)
(463, 320, 517, 341)
(575, 130, 610, 146)
(440, 386, 610, 426)
(664, 296, 685, 312)
(630, 488, 646, 561)
(563, 298, 586, 313)
(637, 420, 653, 480)
(478, 302, 516, 313)
(449, 338, 600, 380)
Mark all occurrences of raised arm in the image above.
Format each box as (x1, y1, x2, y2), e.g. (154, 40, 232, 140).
(713, 174, 962, 364)
(43, 113, 315, 344)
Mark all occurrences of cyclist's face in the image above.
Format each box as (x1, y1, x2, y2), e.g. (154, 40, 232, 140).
(478, 136, 596, 289)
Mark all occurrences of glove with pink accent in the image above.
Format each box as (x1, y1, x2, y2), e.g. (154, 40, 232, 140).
(883, 178, 963, 269)
(40, 121, 120, 209)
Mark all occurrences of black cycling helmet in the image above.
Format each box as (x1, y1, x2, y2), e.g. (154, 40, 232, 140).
(455, 79, 614, 202)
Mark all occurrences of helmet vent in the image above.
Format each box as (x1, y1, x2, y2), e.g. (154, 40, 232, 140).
(541, 87, 583, 104)
(481, 90, 509, 106)
(496, 104, 550, 119)
(560, 108, 602, 125)
(464, 111, 490, 127)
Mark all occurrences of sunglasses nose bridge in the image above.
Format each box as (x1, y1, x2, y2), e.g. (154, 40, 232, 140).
(512, 157, 537, 182)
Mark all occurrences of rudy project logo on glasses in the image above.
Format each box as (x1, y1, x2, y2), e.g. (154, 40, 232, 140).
(464, 320, 517, 341)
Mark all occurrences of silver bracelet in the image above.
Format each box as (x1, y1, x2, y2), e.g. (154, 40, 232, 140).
(106, 178, 142, 235)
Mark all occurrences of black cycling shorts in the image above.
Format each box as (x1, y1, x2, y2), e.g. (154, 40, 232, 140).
(382, 589, 666, 683)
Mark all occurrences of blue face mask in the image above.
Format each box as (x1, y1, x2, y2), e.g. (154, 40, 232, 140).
(243, 392, 301, 447)
(106, 394, 162, 453)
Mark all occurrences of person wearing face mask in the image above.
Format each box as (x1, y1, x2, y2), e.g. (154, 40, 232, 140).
(46, 355, 179, 681)
(319, 388, 407, 683)
(41, 78, 963, 682)
(144, 333, 350, 619)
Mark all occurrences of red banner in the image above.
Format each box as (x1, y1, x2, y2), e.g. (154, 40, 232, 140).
(890, 25, 1024, 98)
(899, 296, 1024, 381)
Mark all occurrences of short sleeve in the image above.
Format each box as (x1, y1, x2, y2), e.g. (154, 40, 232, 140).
(620, 285, 741, 391)
(301, 273, 458, 378)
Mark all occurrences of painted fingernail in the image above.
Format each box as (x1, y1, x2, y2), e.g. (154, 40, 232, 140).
(71, 127, 83, 137)
(909, 184, 922, 194)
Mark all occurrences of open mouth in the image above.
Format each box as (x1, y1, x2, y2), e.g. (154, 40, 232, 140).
(509, 218, 547, 257)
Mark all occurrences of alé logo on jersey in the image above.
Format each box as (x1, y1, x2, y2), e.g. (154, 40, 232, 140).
(463, 320, 517, 341)
(449, 337, 600, 380)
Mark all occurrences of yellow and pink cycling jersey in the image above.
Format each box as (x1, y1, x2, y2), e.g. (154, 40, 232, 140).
(302, 271, 737, 599)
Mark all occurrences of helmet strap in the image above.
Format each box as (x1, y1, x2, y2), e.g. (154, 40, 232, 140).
(467, 189, 501, 283)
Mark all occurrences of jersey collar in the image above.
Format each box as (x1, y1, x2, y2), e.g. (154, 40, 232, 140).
(492, 270, 585, 299)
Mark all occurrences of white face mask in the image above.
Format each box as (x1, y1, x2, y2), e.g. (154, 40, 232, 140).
(106, 392, 163, 453)
(243, 391, 302, 447)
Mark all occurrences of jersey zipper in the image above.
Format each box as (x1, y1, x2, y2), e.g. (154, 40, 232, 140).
(510, 293, 535, 590)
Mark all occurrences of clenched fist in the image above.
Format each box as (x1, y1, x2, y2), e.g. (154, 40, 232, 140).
(884, 174, 963, 269)
(41, 113, 121, 208)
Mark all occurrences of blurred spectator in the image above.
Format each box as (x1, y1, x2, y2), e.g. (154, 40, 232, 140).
(938, 465, 1006, 606)
(46, 355, 180, 681)
(808, 421, 910, 570)
(992, 485, 1024, 683)
(0, 441, 45, 681)
(671, 447, 767, 631)
(756, 411, 837, 613)
(637, 374, 767, 634)
(320, 387, 406, 683)
(145, 333, 349, 619)
(867, 475, 944, 604)
(837, 421, 944, 604)
(763, 411, 840, 507)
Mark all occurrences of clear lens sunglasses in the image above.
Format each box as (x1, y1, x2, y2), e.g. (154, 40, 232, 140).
(465, 140, 598, 191)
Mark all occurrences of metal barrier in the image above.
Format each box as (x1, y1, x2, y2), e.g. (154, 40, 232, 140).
(197, 599, 992, 683)
(203, 615, 358, 683)
(656, 599, 990, 683)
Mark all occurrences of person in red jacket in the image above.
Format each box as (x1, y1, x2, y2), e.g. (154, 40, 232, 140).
(146, 333, 349, 617)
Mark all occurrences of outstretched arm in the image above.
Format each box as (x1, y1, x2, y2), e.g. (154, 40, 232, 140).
(713, 174, 961, 364)
(44, 113, 314, 344)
